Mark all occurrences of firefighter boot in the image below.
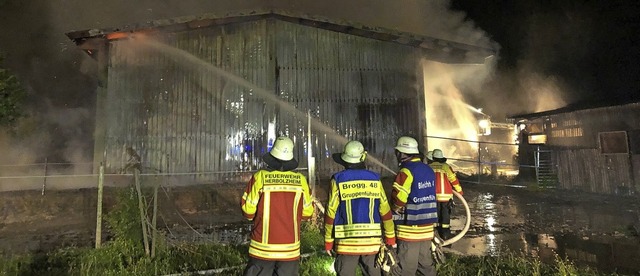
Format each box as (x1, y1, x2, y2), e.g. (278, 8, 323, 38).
(442, 227, 452, 248)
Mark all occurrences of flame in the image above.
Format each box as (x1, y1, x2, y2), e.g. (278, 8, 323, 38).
(106, 30, 155, 41)
(423, 60, 483, 158)
(106, 32, 129, 40)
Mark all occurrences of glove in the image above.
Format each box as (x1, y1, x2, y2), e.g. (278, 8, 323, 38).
(431, 238, 447, 264)
(456, 190, 463, 196)
(375, 244, 399, 273)
(392, 205, 405, 214)
(375, 245, 386, 268)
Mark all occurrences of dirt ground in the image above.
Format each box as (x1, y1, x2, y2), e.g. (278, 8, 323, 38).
(1, 180, 639, 273)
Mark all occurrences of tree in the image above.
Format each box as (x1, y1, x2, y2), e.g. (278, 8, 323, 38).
(0, 54, 26, 127)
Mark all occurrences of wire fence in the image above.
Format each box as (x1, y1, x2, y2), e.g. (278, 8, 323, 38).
(0, 159, 310, 194)
(425, 135, 541, 187)
(0, 135, 548, 194)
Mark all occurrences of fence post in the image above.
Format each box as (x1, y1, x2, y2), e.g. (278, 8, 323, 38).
(95, 163, 105, 248)
(151, 176, 159, 258)
(307, 110, 316, 198)
(534, 146, 540, 187)
(42, 158, 48, 195)
(134, 169, 150, 256)
(477, 142, 481, 184)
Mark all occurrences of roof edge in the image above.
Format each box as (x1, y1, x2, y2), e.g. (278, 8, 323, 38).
(65, 9, 496, 61)
(509, 100, 640, 120)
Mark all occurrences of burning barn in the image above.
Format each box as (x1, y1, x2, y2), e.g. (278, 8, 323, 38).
(66, 10, 494, 183)
(512, 101, 640, 195)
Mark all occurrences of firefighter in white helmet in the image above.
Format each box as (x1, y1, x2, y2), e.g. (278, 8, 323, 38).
(390, 136, 438, 276)
(429, 148, 463, 242)
(241, 136, 314, 275)
(324, 140, 397, 275)
(425, 150, 434, 164)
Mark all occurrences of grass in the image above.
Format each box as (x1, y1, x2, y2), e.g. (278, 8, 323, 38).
(0, 246, 612, 276)
(0, 238, 617, 276)
(437, 252, 607, 276)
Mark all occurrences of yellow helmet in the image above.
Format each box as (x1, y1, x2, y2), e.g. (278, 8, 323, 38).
(269, 136, 294, 161)
(395, 136, 419, 154)
(341, 141, 366, 164)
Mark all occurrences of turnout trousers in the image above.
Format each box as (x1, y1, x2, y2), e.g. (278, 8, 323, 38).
(393, 240, 436, 276)
(243, 257, 299, 276)
(334, 254, 381, 276)
(436, 201, 452, 240)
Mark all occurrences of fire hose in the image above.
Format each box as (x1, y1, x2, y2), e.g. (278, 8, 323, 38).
(441, 191, 471, 246)
(431, 190, 470, 264)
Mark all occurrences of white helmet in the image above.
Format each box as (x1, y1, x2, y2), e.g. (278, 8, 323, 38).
(269, 136, 294, 161)
(395, 136, 419, 154)
(341, 141, 366, 164)
(425, 150, 434, 161)
(432, 149, 445, 159)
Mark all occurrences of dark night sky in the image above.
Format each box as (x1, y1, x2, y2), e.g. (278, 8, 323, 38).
(1, 0, 639, 163)
(452, 0, 640, 113)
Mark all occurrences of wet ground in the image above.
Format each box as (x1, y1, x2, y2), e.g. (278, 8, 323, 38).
(449, 183, 640, 275)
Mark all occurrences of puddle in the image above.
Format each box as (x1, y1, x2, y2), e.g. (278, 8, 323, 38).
(451, 232, 640, 275)
(448, 184, 640, 274)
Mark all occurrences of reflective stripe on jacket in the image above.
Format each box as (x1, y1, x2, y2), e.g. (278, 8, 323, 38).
(429, 161, 462, 202)
(391, 158, 438, 241)
(324, 169, 395, 255)
(241, 170, 314, 261)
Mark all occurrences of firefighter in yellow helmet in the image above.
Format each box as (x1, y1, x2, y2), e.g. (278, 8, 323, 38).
(241, 136, 314, 275)
(324, 140, 396, 276)
(390, 136, 438, 276)
(429, 148, 463, 242)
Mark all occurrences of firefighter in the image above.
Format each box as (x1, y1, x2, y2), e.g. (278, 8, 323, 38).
(425, 150, 434, 164)
(390, 136, 438, 276)
(241, 136, 314, 276)
(324, 140, 396, 276)
(429, 148, 463, 241)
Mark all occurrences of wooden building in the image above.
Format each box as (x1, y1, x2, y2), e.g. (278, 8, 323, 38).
(512, 102, 640, 195)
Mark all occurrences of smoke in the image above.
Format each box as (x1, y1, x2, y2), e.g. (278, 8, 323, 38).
(423, 60, 491, 158)
(273, 0, 497, 49)
(519, 70, 568, 113)
(0, 102, 93, 191)
(458, 1, 640, 119)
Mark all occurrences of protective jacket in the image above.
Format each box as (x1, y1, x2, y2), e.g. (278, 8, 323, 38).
(324, 169, 396, 255)
(429, 161, 462, 202)
(391, 158, 438, 241)
(241, 169, 314, 261)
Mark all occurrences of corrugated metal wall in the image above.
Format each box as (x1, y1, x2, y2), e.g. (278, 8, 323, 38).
(103, 19, 423, 183)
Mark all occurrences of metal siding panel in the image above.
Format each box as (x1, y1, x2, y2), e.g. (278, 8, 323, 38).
(103, 19, 422, 181)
